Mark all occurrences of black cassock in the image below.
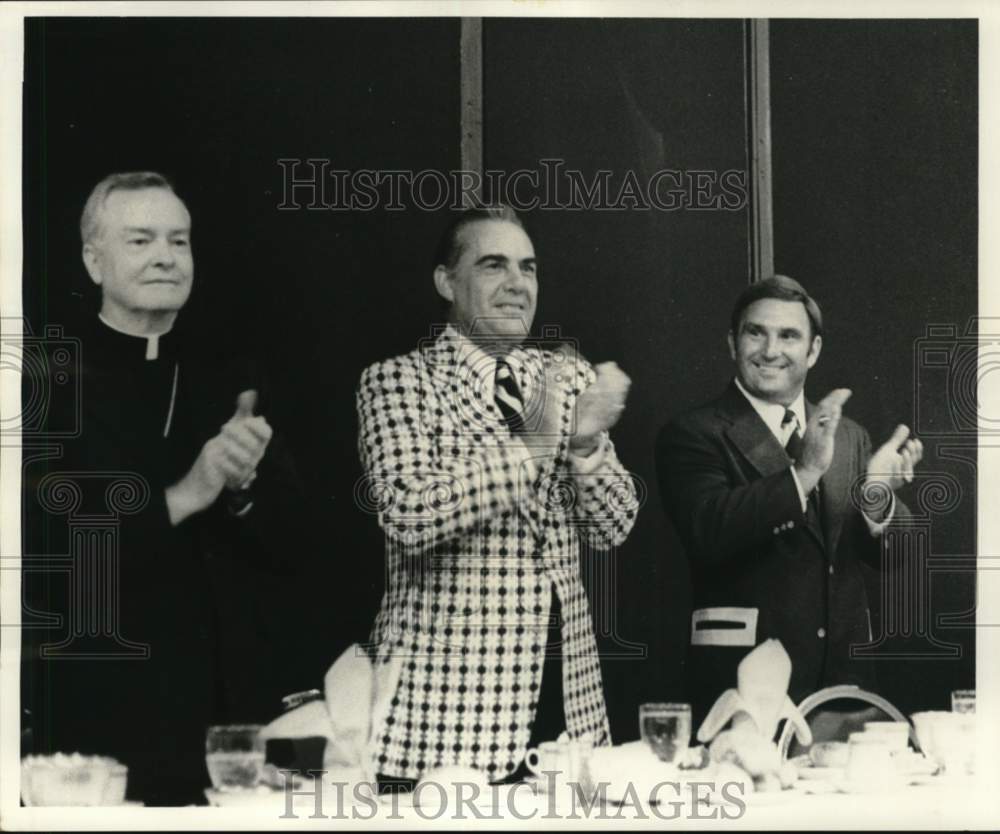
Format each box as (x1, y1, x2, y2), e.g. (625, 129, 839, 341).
(22, 317, 305, 805)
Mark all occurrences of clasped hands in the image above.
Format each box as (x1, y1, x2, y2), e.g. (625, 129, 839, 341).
(519, 358, 631, 454)
(166, 390, 273, 525)
(793, 388, 923, 518)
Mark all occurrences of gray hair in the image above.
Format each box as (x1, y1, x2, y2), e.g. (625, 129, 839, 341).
(432, 204, 525, 270)
(80, 171, 176, 245)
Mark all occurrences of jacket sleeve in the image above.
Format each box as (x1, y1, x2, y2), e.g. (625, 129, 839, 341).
(655, 415, 806, 569)
(559, 436, 640, 549)
(540, 356, 640, 549)
(841, 424, 914, 569)
(196, 428, 308, 576)
(356, 357, 543, 550)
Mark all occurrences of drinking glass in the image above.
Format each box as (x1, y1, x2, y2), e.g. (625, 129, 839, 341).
(639, 703, 692, 764)
(205, 724, 265, 791)
(951, 689, 975, 714)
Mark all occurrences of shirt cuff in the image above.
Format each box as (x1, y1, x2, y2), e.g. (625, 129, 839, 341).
(863, 491, 896, 535)
(789, 466, 809, 513)
(568, 432, 610, 475)
(226, 489, 255, 518)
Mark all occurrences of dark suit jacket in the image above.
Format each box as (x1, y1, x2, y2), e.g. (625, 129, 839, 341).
(655, 382, 906, 723)
(21, 316, 307, 805)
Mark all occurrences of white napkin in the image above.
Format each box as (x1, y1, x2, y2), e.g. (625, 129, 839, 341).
(697, 639, 810, 744)
(260, 644, 403, 787)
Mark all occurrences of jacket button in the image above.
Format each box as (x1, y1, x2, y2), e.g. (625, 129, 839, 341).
(788, 520, 795, 529)
(773, 527, 780, 535)
(817, 627, 827, 639)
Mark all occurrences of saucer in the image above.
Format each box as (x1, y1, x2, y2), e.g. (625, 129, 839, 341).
(205, 786, 284, 807)
(380, 783, 520, 810)
(796, 765, 846, 781)
(707, 786, 799, 806)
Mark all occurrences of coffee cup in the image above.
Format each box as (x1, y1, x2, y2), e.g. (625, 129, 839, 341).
(525, 738, 591, 792)
(862, 721, 910, 752)
(844, 734, 900, 793)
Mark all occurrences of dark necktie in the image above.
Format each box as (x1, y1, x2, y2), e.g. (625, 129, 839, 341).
(783, 409, 804, 461)
(783, 408, 823, 534)
(494, 360, 525, 433)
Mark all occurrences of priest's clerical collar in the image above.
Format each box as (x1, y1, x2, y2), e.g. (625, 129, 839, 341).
(98, 313, 175, 361)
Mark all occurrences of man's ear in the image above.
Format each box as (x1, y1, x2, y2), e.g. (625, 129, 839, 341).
(807, 334, 822, 368)
(727, 330, 737, 360)
(433, 265, 454, 303)
(82, 243, 103, 286)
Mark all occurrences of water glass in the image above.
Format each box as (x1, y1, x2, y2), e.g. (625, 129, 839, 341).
(639, 703, 691, 764)
(205, 724, 265, 791)
(951, 689, 975, 714)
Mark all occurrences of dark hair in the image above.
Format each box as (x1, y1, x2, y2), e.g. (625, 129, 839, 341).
(432, 205, 525, 270)
(80, 171, 177, 244)
(729, 275, 824, 339)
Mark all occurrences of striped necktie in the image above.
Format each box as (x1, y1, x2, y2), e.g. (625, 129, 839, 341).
(782, 408, 804, 461)
(783, 408, 823, 532)
(494, 359, 525, 433)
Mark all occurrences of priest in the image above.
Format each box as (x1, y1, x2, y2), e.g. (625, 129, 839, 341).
(21, 172, 303, 805)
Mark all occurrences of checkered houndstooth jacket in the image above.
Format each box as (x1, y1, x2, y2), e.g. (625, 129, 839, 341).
(356, 327, 639, 781)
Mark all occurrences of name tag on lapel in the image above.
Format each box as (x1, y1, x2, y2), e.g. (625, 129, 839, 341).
(691, 607, 758, 647)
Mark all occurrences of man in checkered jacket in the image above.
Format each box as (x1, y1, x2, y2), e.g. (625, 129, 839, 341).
(356, 206, 639, 785)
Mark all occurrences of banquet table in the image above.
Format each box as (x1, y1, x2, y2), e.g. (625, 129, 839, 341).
(13, 772, 996, 830)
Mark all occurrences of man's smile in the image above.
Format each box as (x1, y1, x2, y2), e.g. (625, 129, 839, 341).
(751, 360, 788, 373)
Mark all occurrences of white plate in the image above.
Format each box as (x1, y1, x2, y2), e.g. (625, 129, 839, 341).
(379, 783, 520, 810)
(798, 780, 839, 796)
(708, 787, 799, 806)
(893, 753, 938, 777)
(797, 765, 846, 781)
(205, 787, 285, 807)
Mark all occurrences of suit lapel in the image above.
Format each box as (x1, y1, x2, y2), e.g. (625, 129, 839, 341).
(423, 328, 513, 445)
(720, 383, 792, 480)
(722, 385, 832, 552)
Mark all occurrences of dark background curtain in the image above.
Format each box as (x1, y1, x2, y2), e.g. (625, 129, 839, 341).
(770, 19, 977, 714)
(21, 16, 976, 740)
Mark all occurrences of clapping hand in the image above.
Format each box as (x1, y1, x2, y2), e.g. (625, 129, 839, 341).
(519, 355, 630, 453)
(166, 389, 273, 524)
(865, 424, 923, 493)
(220, 390, 272, 490)
(571, 362, 631, 453)
(794, 388, 852, 494)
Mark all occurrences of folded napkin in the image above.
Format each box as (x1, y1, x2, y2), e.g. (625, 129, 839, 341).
(697, 639, 810, 744)
(695, 640, 809, 789)
(260, 644, 403, 785)
(260, 700, 335, 743)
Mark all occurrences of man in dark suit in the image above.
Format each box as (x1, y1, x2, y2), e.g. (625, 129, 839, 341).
(655, 275, 923, 725)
